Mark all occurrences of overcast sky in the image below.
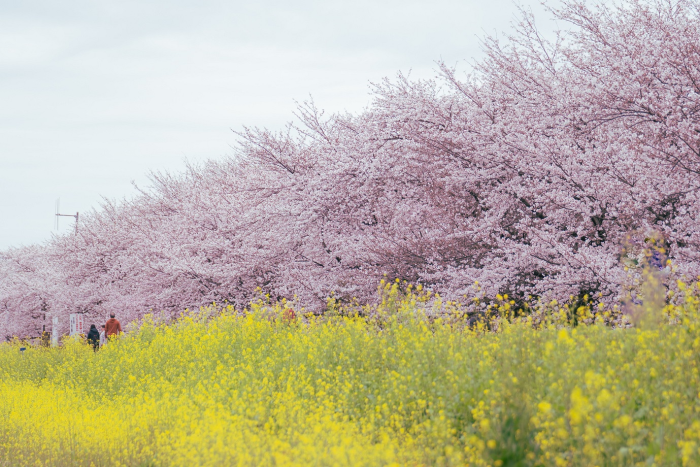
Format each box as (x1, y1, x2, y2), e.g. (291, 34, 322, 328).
(0, 0, 554, 250)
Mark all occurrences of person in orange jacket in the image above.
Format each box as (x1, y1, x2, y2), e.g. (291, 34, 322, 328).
(282, 308, 296, 323)
(104, 313, 122, 339)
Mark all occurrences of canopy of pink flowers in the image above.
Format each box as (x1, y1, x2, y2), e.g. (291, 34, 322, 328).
(2, 0, 700, 338)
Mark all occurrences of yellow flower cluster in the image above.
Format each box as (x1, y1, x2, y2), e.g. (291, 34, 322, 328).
(1, 281, 700, 466)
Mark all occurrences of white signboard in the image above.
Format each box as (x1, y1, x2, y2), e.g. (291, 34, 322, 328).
(69, 313, 84, 336)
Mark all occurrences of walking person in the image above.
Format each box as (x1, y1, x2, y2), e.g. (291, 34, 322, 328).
(99, 325, 106, 347)
(86, 324, 100, 352)
(105, 313, 122, 340)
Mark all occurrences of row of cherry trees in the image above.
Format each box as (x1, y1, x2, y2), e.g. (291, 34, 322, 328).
(2, 0, 700, 338)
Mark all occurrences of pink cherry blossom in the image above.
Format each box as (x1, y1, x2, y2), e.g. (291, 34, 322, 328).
(3, 0, 700, 338)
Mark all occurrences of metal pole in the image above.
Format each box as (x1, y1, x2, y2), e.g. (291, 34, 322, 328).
(55, 212, 79, 235)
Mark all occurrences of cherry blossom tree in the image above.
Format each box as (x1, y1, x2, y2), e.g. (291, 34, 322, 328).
(2, 0, 699, 338)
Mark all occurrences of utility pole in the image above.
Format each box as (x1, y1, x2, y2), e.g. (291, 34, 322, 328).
(55, 199, 79, 235)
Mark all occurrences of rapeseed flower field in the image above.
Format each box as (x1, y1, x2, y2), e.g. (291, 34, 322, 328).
(2, 281, 700, 466)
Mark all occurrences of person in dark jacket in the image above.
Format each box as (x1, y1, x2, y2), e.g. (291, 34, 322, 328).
(86, 324, 100, 351)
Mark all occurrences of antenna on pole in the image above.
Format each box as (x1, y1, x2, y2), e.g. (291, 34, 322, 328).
(55, 198, 79, 235)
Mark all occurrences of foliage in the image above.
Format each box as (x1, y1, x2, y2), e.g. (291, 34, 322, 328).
(1, 282, 700, 466)
(3, 0, 700, 337)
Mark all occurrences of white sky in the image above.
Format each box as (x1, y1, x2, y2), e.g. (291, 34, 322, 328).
(0, 0, 554, 250)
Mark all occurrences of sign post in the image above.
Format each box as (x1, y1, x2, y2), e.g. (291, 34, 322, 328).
(69, 314, 84, 337)
(51, 316, 59, 347)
